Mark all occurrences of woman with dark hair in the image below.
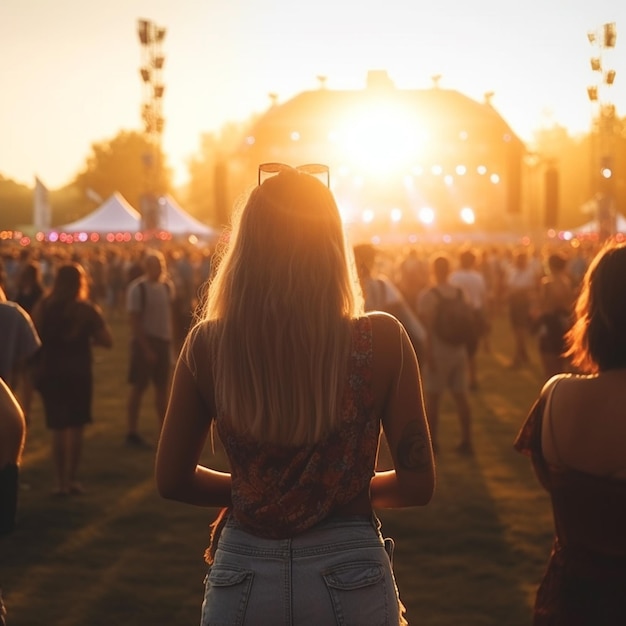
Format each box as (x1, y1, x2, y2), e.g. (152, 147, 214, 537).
(32, 263, 113, 496)
(156, 164, 435, 625)
(535, 252, 576, 380)
(515, 240, 626, 625)
(14, 261, 45, 315)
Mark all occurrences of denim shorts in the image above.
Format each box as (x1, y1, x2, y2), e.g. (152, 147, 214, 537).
(200, 514, 406, 626)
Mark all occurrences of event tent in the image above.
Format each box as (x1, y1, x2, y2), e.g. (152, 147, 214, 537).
(157, 195, 215, 237)
(572, 213, 626, 235)
(53, 193, 141, 234)
(50, 192, 215, 238)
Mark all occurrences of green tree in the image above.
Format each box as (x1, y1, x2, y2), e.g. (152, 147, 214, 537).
(185, 121, 247, 227)
(0, 176, 32, 229)
(73, 130, 172, 213)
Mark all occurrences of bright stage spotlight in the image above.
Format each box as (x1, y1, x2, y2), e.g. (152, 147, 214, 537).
(390, 208, 403, 223)
(362, 209, 375, 223)
(418, 207, 435, 225)
(460, 207, 475, 224)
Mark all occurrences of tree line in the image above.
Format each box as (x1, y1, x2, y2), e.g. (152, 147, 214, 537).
(0, 116, 625, 232)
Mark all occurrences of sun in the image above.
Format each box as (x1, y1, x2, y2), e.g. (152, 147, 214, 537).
(332, 97, 429, 176)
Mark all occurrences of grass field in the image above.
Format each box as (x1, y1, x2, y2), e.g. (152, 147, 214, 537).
(1, 311, 553, 626)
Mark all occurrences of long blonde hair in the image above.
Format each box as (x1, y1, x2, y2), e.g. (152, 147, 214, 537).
(199, 169, 364, 445)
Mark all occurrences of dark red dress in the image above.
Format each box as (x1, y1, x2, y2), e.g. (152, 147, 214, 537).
(514, 390, 626, 625)
(35, 299, 107, 430)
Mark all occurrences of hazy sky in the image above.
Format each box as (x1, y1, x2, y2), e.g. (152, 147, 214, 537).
(1, 0, 624, 190)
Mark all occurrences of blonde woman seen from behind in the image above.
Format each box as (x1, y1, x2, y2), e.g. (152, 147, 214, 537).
(156, 165, 435, 626)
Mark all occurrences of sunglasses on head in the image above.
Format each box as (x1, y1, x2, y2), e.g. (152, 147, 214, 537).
(258, 162, 330, 187)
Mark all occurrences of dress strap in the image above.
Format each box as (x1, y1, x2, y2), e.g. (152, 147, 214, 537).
(544, 375, 567, 467)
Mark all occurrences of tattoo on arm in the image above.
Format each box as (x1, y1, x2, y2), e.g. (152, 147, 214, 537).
(396, 421, 430, 471)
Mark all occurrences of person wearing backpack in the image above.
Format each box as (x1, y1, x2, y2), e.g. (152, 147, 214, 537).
(125, 250, 175, 448)
(449, 248, 489, 391)
(418, 253, 474, 456)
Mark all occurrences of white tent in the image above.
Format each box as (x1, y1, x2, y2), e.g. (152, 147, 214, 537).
(53, 192, 141, 233)
(158, 195, 215, 237)
(572, 213, 626, 235)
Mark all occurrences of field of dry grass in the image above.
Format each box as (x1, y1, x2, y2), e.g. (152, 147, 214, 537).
(1, 312, 552, 625)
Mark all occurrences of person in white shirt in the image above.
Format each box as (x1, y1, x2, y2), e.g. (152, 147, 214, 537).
(449, 248, 488, 390)
(505, 250, 540, 368)
(125, 250, 175, 448)
(418, 254, 474, 455)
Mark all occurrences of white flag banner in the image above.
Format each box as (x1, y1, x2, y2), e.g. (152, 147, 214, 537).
(33, 176, 51, 231)
(86, 187, 103, 204)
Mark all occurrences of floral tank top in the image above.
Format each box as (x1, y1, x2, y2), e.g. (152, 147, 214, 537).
(216, 316, 378, 539)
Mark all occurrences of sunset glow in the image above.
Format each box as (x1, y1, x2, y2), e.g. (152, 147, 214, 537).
(0, 1, 624, 190)
(334, 101, 428, 174)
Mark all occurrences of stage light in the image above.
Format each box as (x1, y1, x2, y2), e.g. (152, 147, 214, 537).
(590, 58, 602, 72)
(455, 165, 467, 175)
(390, 208, 402, 223)
(603, 22, 616, 48)
(362, 209, 374, 223)
(138, 18, 166, 234)
(605, 69, 616, 85)
(138, 19, 150, 44)
(587, 86, 598, 101)
(460, 207, 475, 224)
(490, 173, 500, 184)
(418, 207, 435, 225)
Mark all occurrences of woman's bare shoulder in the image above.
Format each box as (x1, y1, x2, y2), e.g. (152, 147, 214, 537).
(366, 311, 403, 339)
(366, 311, 413, 370)
(548, 371, 626, 474)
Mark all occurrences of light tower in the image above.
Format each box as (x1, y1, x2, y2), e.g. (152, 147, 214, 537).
(137, 18, 166, 233)
(587, 22, 617, 240)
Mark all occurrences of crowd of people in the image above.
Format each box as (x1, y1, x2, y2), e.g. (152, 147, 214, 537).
(1, 168, 624, 624)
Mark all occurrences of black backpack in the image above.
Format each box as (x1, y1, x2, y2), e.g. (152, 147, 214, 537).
(431, 287, 476, 346)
